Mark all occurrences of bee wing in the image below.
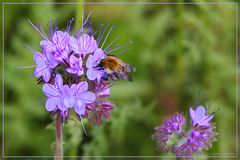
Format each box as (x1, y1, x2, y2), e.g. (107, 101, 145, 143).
(109, 71, 132, 81)
(126, 64, 136, 73)
(120, 62, 136, 73)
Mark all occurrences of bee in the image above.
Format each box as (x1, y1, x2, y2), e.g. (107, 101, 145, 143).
(99, 56, 136, 81)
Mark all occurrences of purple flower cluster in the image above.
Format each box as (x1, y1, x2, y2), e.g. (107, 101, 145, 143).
(153, 113, 186, 152)
(153, 105, 217, 160)
(30, 17, 133, 125)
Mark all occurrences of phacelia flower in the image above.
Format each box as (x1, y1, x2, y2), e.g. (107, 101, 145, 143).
(34, 51, 58, 82)
(40, 31, 71, 63)
(66, 55, 84, 76)
(71, 81, 96, 116)
(42, 74, 74, 112)
(27, 15, 135, 126)
(85, 101, 114, 125)
(153, 113, 186, 152)
(69, 34, 98, 57)
(84, 80, 114, 125)
(86, 49, 105, 82)
(189, 106, 214, 127)
(174, 124, 217, 160)
(153, 104, 217, 160)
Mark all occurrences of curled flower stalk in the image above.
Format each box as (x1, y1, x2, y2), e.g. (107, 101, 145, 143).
(26, 15, 135, 158)
(153, 103, 218, 160)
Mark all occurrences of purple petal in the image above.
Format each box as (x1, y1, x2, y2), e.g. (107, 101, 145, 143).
(69, 55, 79, 64)
(60, 50, 70, 60)
(77, 70, 84, 76)
(55, 74, 63, 89)
(63, 96, 75, 108)
(76, 82, 88, 94)
(52, 31, 67, 45)
(40, 40, 55, 53)
(79, 34, 97, 53)
(74, 99, 86, 115)
(69, 84, 77, 95)
(78, 92, 96, 104)
(66, 68, 77, 74)
(67, 55, 83, 76)
(97, 88, 110, 98)
(93, 49, 105, 61)
(100, 101, 114, 109)
(42, 84, 59, 97)
(61, 85, 70, 97)
(34, 65, 47, 78)
(189, 108, 195, 121)
(79, 34, 97, 54)
(96, 72, 103, 84)
(45, 97, 58, 111)
(45, 52, 58, 68)
(199, 115, 214, 126)
(86, 68, 97, 80)
(69, 36, 79, 53)
(195, 106, 206, 121)
(41, 67, 51, 82)
(86, 54, 94, 68)
(89, 37, 98, 52)
(34, 52, 46, 66)
(57, 98, 67, 111)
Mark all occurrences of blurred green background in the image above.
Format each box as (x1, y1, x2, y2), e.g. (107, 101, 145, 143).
(1, 0, 239, 159)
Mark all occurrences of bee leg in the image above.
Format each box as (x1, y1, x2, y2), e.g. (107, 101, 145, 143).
(127, 75, 133, 81)
(112, 72, 120, 81)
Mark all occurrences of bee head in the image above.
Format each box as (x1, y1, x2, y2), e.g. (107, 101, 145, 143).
(102, 56, 121, 70)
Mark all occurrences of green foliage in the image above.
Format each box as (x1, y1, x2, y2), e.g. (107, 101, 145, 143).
(2, 0, 238, 159)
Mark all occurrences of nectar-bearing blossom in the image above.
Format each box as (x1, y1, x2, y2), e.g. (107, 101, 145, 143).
(66, 55, 84, 76)
(71, 81, 96, 115)
(34, 51, 58, 82)
(86, 49, 105, 82)
(69, 34, 98, 57)
(43, 74, 75, 112)
(189, 106, 214, 127)
(153, 113, 186, 152)
(174, 124, 217, 159)
(41, 31, 71, 63)
(85, 80, 114, 125)
(153, 103, 217, 160)
(27, 16, 135, 126)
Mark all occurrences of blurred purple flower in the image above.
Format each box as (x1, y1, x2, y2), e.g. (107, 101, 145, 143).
(174, 125, 217, 160)
(153, 104, 217, 159)
(34, 51, 58, 82)
(86, 101, 114, 125)
(95, 80, 111, 98)
(152, 113, 186, 152)
(190, 106, 214, 127)
(84, 80, 113, 125)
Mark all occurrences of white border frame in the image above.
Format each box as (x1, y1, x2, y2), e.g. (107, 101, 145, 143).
(1, 1, 238, 159)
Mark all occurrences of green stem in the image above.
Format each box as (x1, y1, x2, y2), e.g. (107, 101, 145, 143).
(55, 114, 63, 160)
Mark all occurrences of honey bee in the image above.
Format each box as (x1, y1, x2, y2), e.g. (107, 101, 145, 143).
(99, 56, 136, 81)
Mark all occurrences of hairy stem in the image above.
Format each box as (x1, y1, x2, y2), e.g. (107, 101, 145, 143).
(55, 114, 63, 160)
